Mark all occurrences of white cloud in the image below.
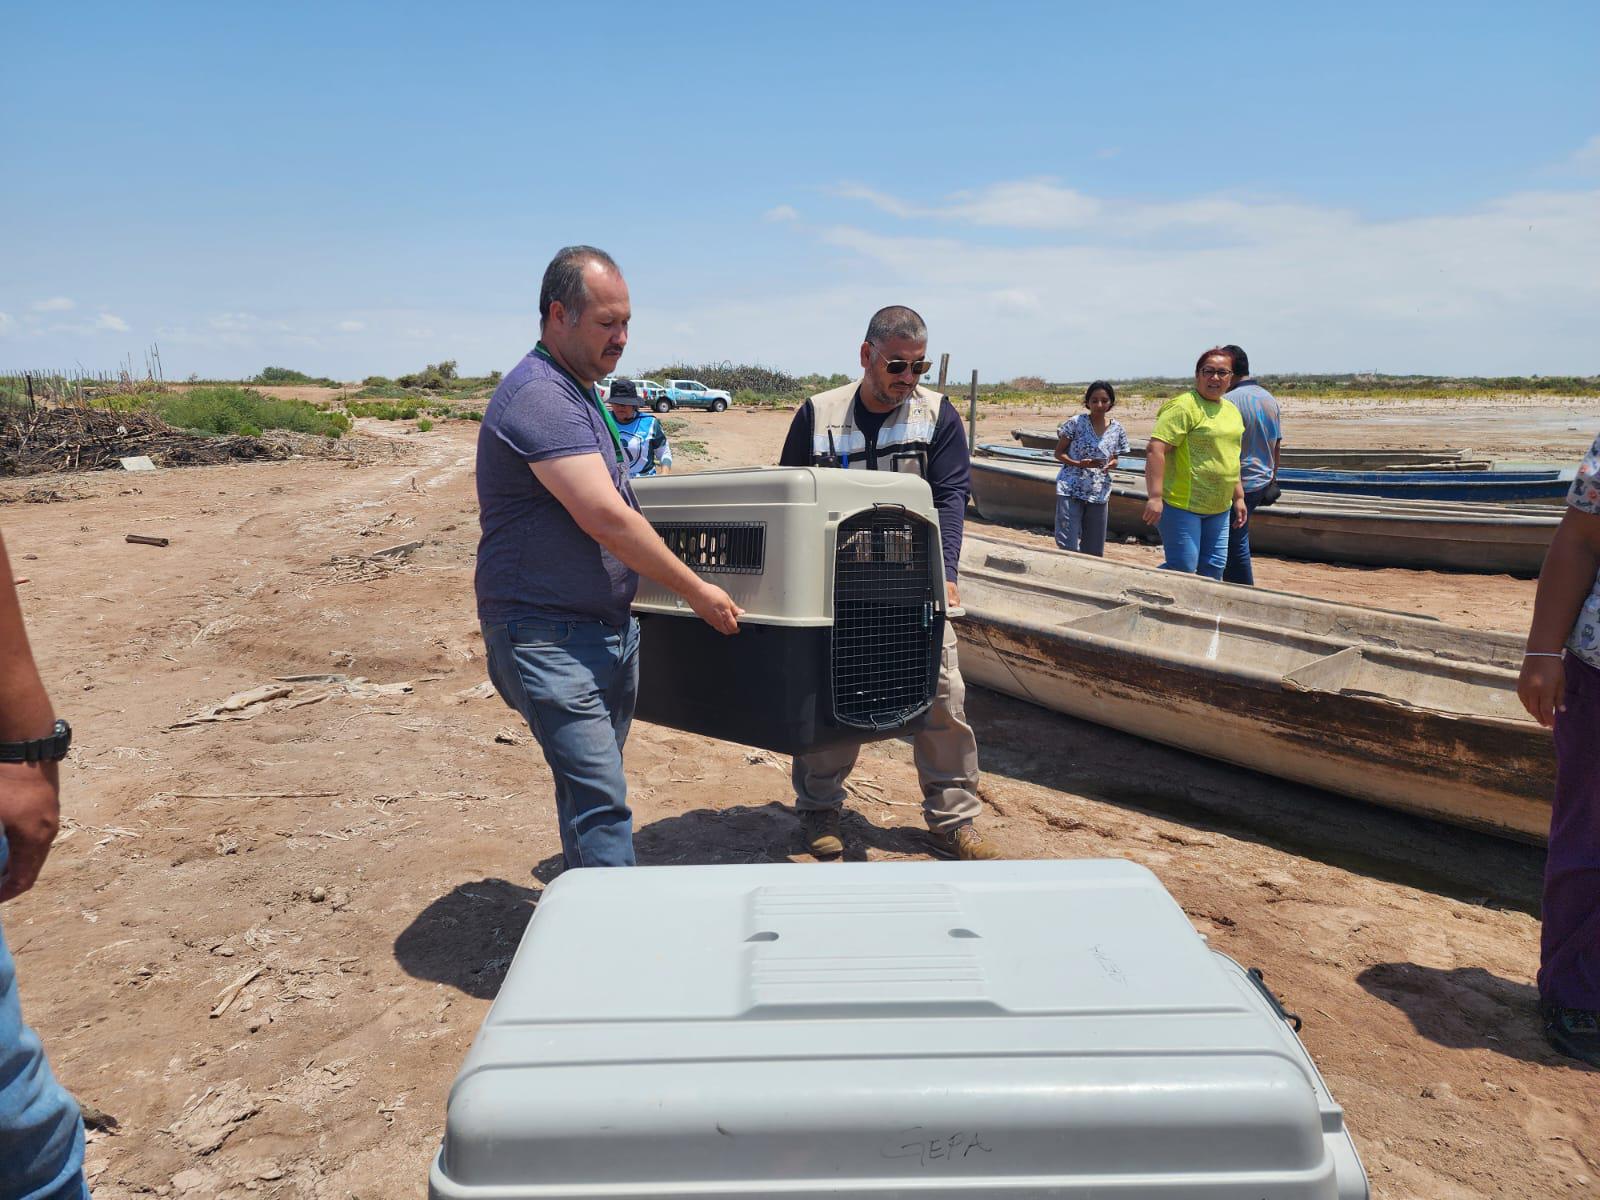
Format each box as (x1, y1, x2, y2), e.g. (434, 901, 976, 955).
(763, 204, 800, 223)
(833, 178, 1100, 230)
(624, 180, 1600, 376)
(31, 296, 74, 312)
(95, 312, 129, 332)
(1569, 134, 1600, 174)
(336, 319, 366, 333)
(209, 311, 263, 332)
(0, 312, 13, 334)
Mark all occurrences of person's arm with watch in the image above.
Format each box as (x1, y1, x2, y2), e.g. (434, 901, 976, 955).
(0, 531, 70, 902)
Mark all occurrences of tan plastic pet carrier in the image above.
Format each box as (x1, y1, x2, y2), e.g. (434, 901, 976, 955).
(631, 467, 947, 753)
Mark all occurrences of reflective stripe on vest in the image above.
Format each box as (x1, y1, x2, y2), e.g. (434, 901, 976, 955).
(808, 380, 942, 477)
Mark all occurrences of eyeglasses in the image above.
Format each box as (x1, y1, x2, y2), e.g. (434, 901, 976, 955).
(869, 345, 932, 376)
(1199, 367, 1234, 379)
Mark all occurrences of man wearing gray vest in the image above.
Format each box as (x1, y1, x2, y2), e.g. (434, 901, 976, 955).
(778, 306, 1000, 861)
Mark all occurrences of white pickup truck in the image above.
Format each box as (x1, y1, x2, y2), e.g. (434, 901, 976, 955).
(659, 379, 733, 413)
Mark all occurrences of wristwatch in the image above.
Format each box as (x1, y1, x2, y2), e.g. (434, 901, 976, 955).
(0, 719, 72, 764)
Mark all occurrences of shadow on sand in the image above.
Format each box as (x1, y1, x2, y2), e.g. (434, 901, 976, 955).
(1356, 962, 1592, 1071)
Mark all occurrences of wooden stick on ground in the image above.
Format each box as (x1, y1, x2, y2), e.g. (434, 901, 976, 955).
(209, 966, 265, 1018)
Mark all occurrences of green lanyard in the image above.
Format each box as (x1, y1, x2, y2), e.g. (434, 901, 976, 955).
(534, 342, 624, 465)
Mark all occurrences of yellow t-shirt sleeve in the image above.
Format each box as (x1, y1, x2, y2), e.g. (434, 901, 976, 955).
(1151, 395, 1196, 446)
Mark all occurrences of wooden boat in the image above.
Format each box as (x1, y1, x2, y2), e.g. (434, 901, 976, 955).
(981, 443, 1572, 503)
(954, 534, 1553, 842)
(1011, 428, 1490, 471)
(969, 456, 1560, 575)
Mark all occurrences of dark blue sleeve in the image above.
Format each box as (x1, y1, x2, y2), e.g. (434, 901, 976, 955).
(778, 401, 814, 467)
(490, 377, 603, 464)
(928, 398, 970, 583)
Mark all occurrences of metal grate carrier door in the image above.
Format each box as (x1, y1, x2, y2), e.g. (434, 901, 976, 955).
(831, 509, 941, 730)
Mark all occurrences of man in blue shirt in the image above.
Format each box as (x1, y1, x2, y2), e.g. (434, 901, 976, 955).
(1222, 344, 1282, 586)
(475, 246, 741, 869)
(606, 380, 673, 478)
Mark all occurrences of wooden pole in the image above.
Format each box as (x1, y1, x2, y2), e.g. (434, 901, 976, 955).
(967, 370, 978, 451)
(936, 353, 949, 390)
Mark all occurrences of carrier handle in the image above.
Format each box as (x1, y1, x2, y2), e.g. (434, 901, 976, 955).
(1246, 966, 1303, 1032)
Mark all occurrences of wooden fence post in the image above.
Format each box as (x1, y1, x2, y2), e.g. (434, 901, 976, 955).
(936, 353, 949, 390)
(967, 370, 979, 451)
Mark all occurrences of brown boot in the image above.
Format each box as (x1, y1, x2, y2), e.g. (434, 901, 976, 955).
(799, 808, 843, 858)
(934, 822, 1002, 861)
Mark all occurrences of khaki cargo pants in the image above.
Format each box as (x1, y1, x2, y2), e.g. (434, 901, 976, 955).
(792, 620, 982, 833)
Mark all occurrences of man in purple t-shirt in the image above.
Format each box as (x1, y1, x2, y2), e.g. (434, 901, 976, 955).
(475, 246, 741, 869)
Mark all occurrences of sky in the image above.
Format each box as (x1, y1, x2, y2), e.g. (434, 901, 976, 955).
(2, 0, 1597, 382)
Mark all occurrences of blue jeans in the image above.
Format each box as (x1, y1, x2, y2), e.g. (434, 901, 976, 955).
(1158, 504, 1230, 579)
(1054, 495, 1109, 556)
(1223, 487, 1269, 585)
(482, 617, 640, 869)
(0, 835, 89, 1200)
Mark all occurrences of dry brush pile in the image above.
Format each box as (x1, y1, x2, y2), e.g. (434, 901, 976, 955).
(0, 402, 293, 477)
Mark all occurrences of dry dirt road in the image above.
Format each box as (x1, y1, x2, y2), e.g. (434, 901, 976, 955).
(1, 398, 1596, 1199)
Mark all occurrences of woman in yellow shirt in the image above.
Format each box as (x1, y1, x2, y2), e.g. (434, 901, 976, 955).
(1141, 348, 1248, 579)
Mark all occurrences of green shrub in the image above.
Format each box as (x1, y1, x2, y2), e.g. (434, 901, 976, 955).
(89, 388, 167, 412)
(734, 387, 806, 408)
(351, 379, 416, 400)
(370, 362, 500, 398)
(346, 399, 424, 420)
(647, 362, 804, 394)
(416, 417, 434, 432)
(253, 366, 338, 387)
(397, 360, 458, 390)
(156, 386, 348, 438)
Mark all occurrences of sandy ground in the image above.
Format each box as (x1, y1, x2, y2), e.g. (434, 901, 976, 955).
(1, 396, 1598, 1198)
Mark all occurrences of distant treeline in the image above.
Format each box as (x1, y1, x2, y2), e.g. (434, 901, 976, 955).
(1101, 374, 1600, 398)
(11, 365, 1594, 416)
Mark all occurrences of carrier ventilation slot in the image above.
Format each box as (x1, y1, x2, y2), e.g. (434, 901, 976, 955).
(832, 510, 940, 730)
(652, 521, 767, 575)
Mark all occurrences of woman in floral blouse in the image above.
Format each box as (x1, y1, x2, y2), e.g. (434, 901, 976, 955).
(1052, 381, 1130, 556)
(1517, 430, 1600, 1067)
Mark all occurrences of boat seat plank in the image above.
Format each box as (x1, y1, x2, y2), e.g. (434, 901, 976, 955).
(1282, 646, 1526, 723)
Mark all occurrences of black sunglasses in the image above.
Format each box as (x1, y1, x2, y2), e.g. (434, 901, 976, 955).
(869, 345, 932, 376)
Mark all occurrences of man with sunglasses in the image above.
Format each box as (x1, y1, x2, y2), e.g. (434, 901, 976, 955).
(777, 306, 1000, 861)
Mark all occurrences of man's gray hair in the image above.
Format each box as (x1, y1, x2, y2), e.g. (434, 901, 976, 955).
(540, 245, 621, 328)
(864, 305, 927, 346)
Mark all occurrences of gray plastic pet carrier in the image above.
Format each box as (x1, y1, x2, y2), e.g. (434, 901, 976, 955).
(430, 860, 1369, 1199)
(629, 467, 946, 754)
